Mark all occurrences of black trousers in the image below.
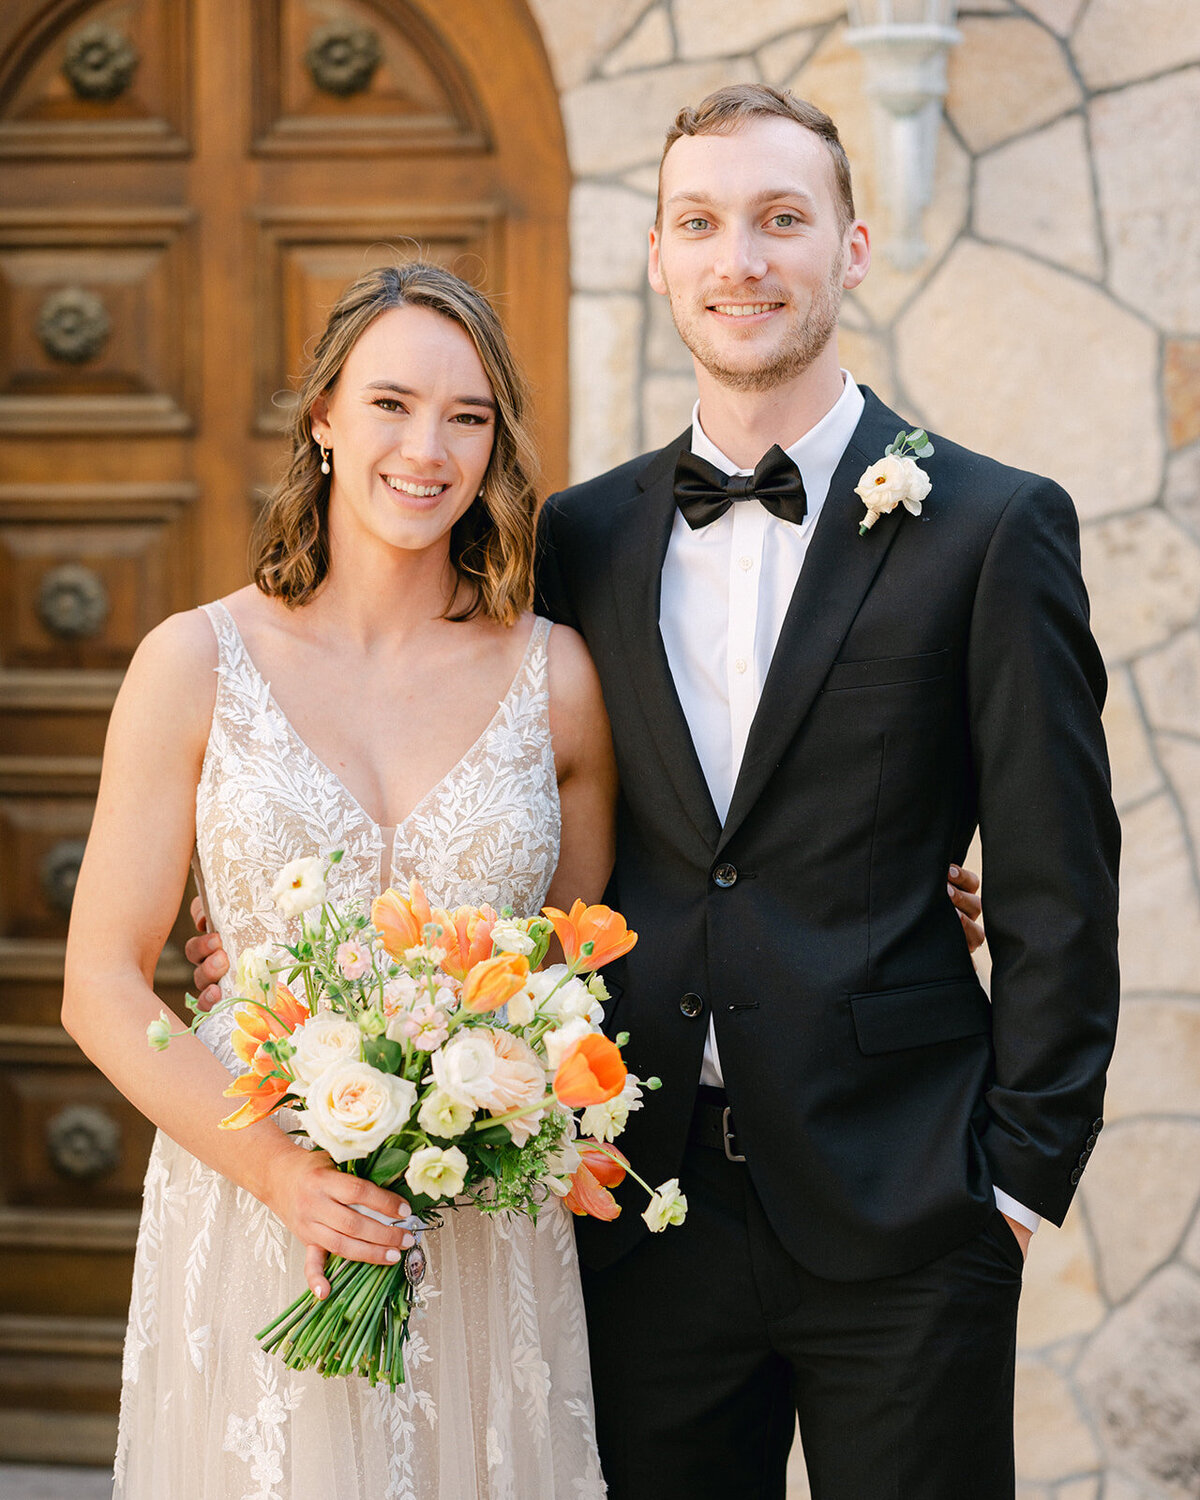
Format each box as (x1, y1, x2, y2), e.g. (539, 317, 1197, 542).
(581, 1134, 1023, 1500)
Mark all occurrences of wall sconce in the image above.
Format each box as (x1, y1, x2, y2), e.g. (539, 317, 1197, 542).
(846, 0, 961, 271)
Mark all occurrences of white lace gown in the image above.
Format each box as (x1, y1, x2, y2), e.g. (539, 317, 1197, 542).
(113, 601, 605, 1500)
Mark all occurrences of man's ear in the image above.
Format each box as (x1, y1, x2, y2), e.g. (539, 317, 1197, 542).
(648, 225, 667, 297)
(843, 220, 870, 292)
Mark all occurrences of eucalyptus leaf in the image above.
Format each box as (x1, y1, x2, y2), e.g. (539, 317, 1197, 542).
(364, 1036, 405, 1074)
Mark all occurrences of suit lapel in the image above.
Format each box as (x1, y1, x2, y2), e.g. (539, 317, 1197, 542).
(611, 430, 723, 852)
(717, 389, 909, 853)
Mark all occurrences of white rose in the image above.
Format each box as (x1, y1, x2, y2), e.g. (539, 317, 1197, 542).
(290, 1013, 363, 1090)
(417, 1088, 476, 1139)
(490, 920, 535, 956)
(642, 1178, 688, 1232)
(405, 1144, 469, 1201)
(543, 1015, 593, 1072)
(303, 1061, 416, 1164)
(271, 856, 327, 917)
(235, 943, 276, 996)
(486, 1031, 549, 1146)
(431, 1031, 499, 1109)
(581, 1073, 644, 1143)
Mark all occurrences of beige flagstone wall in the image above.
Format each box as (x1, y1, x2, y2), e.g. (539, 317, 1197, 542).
(527, 1, 1200, 1495)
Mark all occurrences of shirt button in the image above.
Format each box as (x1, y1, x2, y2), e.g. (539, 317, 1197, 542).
(738, 555, 753, 571)
(679, 992, 703, 1019)
(735, 658, 747, 674)
(712, 863, 738, 888)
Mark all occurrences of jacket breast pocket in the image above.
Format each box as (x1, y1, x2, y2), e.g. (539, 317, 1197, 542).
(822, 648, 950, 692)
(850, 977, 991, 1055)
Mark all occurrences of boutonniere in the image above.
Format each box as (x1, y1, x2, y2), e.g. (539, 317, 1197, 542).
(855, 428, 934, 536)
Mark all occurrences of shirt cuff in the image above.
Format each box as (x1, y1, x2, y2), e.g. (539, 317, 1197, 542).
(993, 1187, 1041, 1234)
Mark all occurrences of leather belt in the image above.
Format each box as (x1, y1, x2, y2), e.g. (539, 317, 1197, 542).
(688, 1086, 746, 1163)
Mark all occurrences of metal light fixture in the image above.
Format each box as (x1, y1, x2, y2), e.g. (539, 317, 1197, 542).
(846, 0, 961, 271)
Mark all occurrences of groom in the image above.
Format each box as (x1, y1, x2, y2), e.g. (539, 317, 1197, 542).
(187, 85, 1118, 1498)
(533, 86, 1119, 1498)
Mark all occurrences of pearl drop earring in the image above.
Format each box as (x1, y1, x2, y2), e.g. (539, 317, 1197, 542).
(317, 440, 331, 476)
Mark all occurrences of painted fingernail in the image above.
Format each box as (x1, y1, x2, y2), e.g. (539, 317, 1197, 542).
(949, 865, 960, 877)
(400, 1233, 414, 1248)
(386, 1249, 401, 1262)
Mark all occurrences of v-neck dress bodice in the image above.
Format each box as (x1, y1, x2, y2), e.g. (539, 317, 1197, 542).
(113, 601, 603, 1500)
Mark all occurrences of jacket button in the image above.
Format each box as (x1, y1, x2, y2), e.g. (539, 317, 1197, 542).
(679, 992, 703, 1019)
(1086, 1133, 1098, 1150)
(1070, 1166, 1082, 1184)
(712, 863, 738, 888)
(1092, 1118, 1104, 1133)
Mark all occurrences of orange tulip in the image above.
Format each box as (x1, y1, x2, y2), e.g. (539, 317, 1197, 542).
(229, 983, 309, 1067)
(564, 1140, 628, 1217)
(563, 1162, 620, 1219)
(553, 1033, 627, 1107)
(541, 900, 637, 973)
(372, 883, 427, 957)
(461, 952, 531, 1014)
(221, 983, 308, 1130)
(436, 904, 499, 981)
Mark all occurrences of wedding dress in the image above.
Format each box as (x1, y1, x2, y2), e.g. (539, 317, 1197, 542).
(113, 600, 605, 1499)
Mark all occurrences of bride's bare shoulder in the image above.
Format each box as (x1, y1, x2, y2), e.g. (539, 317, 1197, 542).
(113, 605, 222, 749)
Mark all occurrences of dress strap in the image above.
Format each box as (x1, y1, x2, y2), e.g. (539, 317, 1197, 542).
(523, 615, 553, 694)
(198, 599, 271, 718)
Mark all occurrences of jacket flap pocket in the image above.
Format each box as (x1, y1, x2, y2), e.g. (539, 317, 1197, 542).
(850, 977, 991, 1055)
(823, 649, 950, 692)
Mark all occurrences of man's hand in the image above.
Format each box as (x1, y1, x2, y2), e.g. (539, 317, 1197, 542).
(185, 895, 228, 1011)
(1002, 1213, 1032, 1261)
(948, 865, 983, 953)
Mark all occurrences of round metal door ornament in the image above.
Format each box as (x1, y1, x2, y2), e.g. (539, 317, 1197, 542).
(39, 838, 88, 915)
(37, 286, 111, 364)
(46, 1103, 121, 1181)
(62, 22, 140, 101)
(305, 22, 383, 96)
(37, 563, 110, 640)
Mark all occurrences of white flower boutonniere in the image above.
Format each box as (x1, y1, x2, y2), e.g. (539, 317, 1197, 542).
(855, 428, 934, 536)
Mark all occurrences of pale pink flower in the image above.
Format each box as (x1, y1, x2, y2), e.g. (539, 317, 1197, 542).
(336, 940, 372, 980)
(398, 1004, 450, 1051)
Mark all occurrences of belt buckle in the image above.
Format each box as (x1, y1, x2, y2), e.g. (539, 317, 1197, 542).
(722, 1105, 746, 1163)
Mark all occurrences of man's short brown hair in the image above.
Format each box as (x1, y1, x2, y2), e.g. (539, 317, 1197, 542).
(656, 84, 856, 232)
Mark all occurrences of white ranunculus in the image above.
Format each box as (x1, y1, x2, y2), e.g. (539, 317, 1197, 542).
(290, 1013, 364, 1090)
(642, 1178, 688, 1232)
(581, 1073, 644, 1143)
(431, 1030, 499, 1109)
(489, 920, 535, 956)
(417, 1088, 476, 1139)
(271, 856, 327, 916)
(542, 1015, 593, 1072)
(901, 456, 932, 510)
(303, 1061, 416, 1164)
(854, 455, 908, 515)
(235, 943, 276, 996)
(405, 1144, 469, 1201)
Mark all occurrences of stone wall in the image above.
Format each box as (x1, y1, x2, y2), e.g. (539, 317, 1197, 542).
(528, 1, 1200, 1495)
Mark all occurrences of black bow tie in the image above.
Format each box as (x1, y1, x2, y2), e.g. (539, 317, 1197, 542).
(673, 444, 807, 530)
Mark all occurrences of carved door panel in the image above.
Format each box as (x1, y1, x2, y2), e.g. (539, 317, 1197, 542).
(0, 0, 567, 1462)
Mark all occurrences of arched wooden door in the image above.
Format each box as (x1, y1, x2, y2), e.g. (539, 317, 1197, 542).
(0, 0, 568, 1462)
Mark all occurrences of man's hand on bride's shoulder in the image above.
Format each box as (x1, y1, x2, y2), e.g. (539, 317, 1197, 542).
(949, 865, 984, 954)
(185, 895, 227, 1010)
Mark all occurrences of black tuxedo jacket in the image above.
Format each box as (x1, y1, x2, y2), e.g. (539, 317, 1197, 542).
(537, 387, 1120, 1281)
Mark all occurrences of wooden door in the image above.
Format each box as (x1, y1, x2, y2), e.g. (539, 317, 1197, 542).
(0, 0, 568, 1462)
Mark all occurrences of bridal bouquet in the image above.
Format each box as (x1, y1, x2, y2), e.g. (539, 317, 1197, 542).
(149, 852, 685, 1388)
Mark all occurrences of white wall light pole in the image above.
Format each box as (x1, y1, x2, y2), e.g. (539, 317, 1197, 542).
(845, 0, 961, 271)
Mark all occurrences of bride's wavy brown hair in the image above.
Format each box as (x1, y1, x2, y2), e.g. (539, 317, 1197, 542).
(252, 261, 541, 625)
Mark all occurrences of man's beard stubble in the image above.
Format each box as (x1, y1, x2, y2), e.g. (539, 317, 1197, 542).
(667, 261, 845, 394)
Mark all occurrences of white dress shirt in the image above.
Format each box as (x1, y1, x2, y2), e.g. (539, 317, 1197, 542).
(657, 374, 1039, 1235)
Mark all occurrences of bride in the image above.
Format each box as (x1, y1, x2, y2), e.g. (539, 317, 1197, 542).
(62, 262, 613, 1498)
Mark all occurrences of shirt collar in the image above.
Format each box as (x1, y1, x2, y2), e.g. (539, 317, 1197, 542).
(689, 372, 865, 523)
